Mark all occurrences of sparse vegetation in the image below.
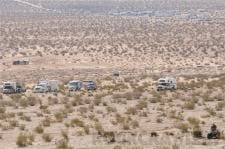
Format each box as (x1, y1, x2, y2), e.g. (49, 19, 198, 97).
(34, 125, 44, 134)
(16, 132, 35, 147)
(1, 3, 225, 148)
(42, 133, 52, 142)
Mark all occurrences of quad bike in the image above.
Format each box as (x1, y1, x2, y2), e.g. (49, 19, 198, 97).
(207, 131, 220, 139)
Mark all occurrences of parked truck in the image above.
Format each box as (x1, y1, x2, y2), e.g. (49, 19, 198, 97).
(2, 81, 26, 94)
(67, 80, 82, 91)
(82, 80, 97, 91)
(157, 77, 177, 91)
(33, 80, 59, 93)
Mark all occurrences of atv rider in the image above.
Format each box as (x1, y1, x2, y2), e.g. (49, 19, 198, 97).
(207, 123, 220, 139)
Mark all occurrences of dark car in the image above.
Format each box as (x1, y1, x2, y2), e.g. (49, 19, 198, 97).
(13, 60, 29, 65)
(16, 85, 26, 93)
(83, 81, 96, 91)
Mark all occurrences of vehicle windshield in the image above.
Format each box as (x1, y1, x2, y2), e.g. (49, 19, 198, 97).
(35, 87, 42, 90)
(38, 84, 45, 87)
(87, 83, 94, 86)
(159, 83, 169, 86)
(4, 86, 13, 89)
(69, 82, 78, 86)
(84, 81, 94, 85)
(36, 85, 44, 88)
(159, 80, 165, 82)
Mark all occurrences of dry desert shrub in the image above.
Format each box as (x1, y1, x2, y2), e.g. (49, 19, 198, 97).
(2, 124, 13, 131)
(0, 94, 3, 100)
(42, 133, 53, 142)
(136, 100, 148, 110)
(56, 139, 73, 149)
(19, 124, 25, 131)
(215, 101, 225, 111)
(42, 117, 51, 127)
(205, 107, 216, 116)
(122, 123, 130, 130)
(34, 125, 44, 134)
(0, 107, 6, 114)
(27, 96, 38, 106)
(16, 132, 35, 147)
(71, 95, 83, 106)
(172, 144, 180, 149)
(48, 96, 58, 105)
(106, 106, 117, 113)
(78, 106, 88, 114)
(168, 110, 183, 120)
(187, 117, 200, 127)
(20, 115, 31, 122)
(70, 118, 84, 127)
(61, 129, 69, 141)
(93, 97, 102, 106)
(220, 131, 225, 140)
(130, 120, 139, 128)
(126, 107, 137, 115)
(95, 122, 104, 135)
(176, 122, 189, 133)
(156, 118, 163, 123)
(182, 101, 195, 110)
(54, 111, 67, 122)
(192, 128, 203, 138)
(19, 98, 28, 108)
(9, 119, 19, 128)
(202, 93, 214, 102)
(113, 83, 129, 91)
(113, 146, 122, 149)
(0, 112, 16, 121)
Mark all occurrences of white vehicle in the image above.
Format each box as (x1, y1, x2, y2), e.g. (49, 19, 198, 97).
(33, 80, 59, 93)
(2, 81, 17, 94)
(68, 80, 82, 91)
(157, 77, 177, 91)
(2, 81, 26, 94)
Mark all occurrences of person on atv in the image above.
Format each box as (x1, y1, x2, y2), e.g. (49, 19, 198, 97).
(207, 123, 220, 139)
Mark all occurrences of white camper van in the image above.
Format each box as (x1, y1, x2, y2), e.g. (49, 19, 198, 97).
(33, 80, 59, 93)
(157, 77, 177, 91)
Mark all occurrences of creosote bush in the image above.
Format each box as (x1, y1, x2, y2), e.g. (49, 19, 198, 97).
(176, 122, 189, 133)
(34, 125, 44, 134)
(16, 132, 35, 147)
(42, 133, 52, 142)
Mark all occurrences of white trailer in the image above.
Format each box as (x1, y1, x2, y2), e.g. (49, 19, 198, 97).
(2, 81, 18, 94)
(33, 80, 59, 93)
(48, 80, 59, 92)
(157, 77, 177, 91)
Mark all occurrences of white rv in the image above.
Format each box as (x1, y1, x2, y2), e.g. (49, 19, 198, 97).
(33, 80, 59, 93)
(2, 81, 26, 94)
(157, 77, 177, 91)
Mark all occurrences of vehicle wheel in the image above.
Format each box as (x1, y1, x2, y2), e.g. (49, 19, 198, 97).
(207, 133, 212, 139)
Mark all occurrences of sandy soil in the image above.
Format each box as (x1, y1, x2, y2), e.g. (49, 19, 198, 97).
(1, 13, 225, 149)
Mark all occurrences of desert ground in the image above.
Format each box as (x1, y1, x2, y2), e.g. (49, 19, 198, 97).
(1, 0, 225, 149)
